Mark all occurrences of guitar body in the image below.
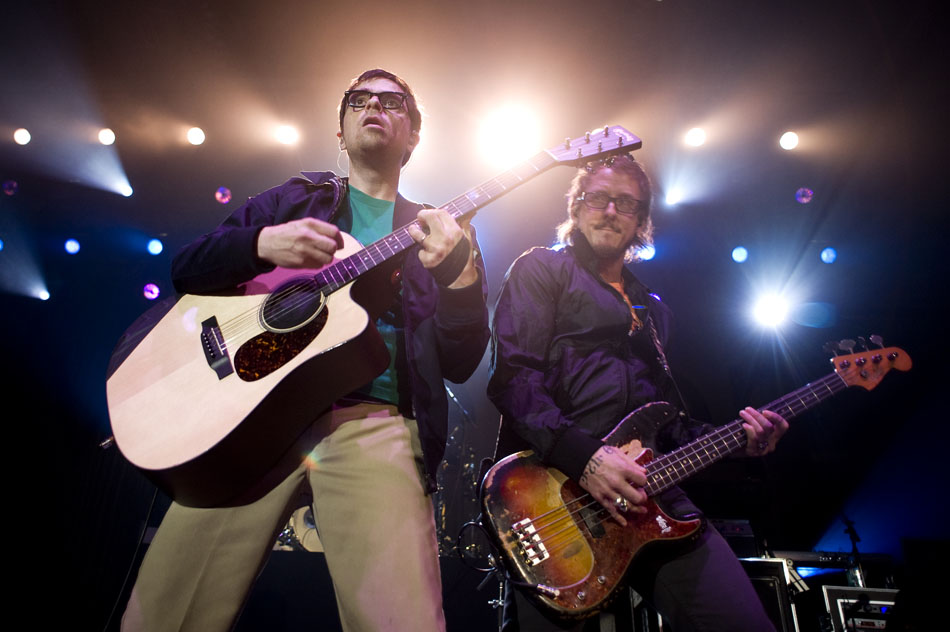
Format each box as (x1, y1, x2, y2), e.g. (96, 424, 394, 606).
(106, 232, 391, 507)
(481, 403, 703, 619)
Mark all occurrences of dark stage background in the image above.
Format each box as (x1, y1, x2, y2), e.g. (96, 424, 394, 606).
(2, 1, 947, 629)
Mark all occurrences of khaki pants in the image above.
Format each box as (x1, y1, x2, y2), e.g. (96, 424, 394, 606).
(122, 403, 446, 632)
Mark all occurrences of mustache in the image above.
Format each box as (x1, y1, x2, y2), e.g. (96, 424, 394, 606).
(594, 221, 622, 232)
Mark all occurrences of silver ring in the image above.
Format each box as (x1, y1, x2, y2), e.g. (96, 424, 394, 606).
(614, 497, 628, 512)
(757, 441, 769, 451)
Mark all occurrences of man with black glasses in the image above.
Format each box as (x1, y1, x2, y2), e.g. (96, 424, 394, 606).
(122, 69, 489, 632)
(488, 154, 787, 631)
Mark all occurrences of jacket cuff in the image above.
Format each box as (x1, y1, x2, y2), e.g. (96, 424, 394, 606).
(547, 426, 604, 482)
(435, 269, 485, 326)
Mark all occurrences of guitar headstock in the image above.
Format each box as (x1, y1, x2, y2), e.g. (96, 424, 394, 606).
(545, 126, 643, 166)
(832, 346, 912, 391)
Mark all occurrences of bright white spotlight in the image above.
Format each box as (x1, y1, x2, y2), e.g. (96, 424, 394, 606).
(820, 247, 837, 264)
(98, 128, 116, 145)
(147, 239, 164, 255)
(478, 104, 541, 168)
(684, 128, 706, 147)
(732, 246, 748, 263)
(65, 239, 80, 254)
(637, 244, 656, 261)
(275, 125, 300, 145)
(665, 188, 683, 206)
(752, 294, 789, 328)
(779, 131, 799, 150)
(38, 290, 50, 301)
(118, 183, 133, 197)
(14, 128, 31, 145)
(187, 127, 206, 146)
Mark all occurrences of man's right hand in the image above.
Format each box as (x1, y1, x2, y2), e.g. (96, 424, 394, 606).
(256, 218, 345, 268)
(579, 445, 648, 526)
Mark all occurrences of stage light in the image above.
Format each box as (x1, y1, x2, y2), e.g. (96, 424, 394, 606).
(820, 247, 837, 264)
(215, 186, 232, 203)
(147, 239, 164, 255)
(752, 294, 788, 328)
(477, 104, 541, 169)
(684, 128, 706, 147)
(795, 187, 814, 203)
(14, 128, 31, 145)
(38, 290, 50, 301)
(64, 239, 80, 255)
(187, 127, 206, 145)
(98, 128, 116, 145)
(118, 183, 133, 197)
(275, 125, 300, 145)
(0, 238, 4, 252)
(732, 246, 749, 263)
(143, 283, 160, 300)
(637, 244, 656, 261)
(779, 131, 799, 150)
(665, 187, 683, 206)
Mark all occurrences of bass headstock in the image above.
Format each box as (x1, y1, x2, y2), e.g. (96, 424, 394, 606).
(831, 346, 912, 391)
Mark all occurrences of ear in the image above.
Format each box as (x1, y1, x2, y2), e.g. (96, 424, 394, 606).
(337, 130, 346, 151)
(409, 129, 421, 152)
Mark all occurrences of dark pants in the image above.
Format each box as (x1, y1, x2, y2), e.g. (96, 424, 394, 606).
(504, 526, 775, 632)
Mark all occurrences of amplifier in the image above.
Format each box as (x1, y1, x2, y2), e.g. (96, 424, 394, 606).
(740, 558, 800, 632)
(822, 586, 897, 632)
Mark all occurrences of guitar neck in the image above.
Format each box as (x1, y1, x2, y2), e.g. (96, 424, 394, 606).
(644, 370, 848, 496)
(311, 151, 560, 293)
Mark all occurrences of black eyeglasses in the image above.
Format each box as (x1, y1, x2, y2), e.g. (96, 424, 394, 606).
(577, 191, 646, 216)
(344, 90, 409, 111)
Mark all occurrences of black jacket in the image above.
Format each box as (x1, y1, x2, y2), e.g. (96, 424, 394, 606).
(172, 171, 490, 492)
(488, 232, 705, 486)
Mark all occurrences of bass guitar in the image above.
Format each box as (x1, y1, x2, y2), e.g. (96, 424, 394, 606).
(480, 344, 911, 619)
(106, 126, 642, 507)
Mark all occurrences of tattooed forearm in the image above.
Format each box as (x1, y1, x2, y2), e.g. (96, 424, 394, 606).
(580, 445, 616, 485)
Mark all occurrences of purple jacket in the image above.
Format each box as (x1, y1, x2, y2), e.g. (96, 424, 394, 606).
(172, 171, 490, 492)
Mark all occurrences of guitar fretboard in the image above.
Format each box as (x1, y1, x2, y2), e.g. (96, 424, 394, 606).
(311, 151, 559, 293)
(644, 370, 849, 496)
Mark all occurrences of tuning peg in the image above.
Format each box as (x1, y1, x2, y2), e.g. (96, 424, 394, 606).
(869, 334, 884, 348)
(603, 126, 610, 137)
(857, 336, 868, 351)
(823, 341, 840, 356)
(839, 339, 856, 353)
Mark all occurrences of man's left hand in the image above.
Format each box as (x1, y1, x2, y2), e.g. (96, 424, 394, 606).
(740, 407, 789, 457)
(407, 208, 479, 289)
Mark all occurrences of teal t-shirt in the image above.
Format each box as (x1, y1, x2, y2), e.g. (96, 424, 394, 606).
(345, 185, 400, 405)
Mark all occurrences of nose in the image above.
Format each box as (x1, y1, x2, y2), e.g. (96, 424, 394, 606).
(604, 200, 619, 216)
(364, 95, 384, 112)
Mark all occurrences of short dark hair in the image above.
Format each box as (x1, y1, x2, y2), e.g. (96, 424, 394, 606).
(338, 68, 422, 134)
(556, 154, 654, 262)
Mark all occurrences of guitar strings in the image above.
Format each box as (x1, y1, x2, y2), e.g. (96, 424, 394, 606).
(212, 160, 542, 346)
(512, 371, 853, 562)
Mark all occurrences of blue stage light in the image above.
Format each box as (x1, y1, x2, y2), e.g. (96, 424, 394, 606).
(820, 247, 837, 263)
(732, 246, 748, 263)
(65, 239, 80, 254)
(147, 239, 164, 255)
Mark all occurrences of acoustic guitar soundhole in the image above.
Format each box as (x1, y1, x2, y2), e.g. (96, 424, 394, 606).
(235, 277, 330, 382)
